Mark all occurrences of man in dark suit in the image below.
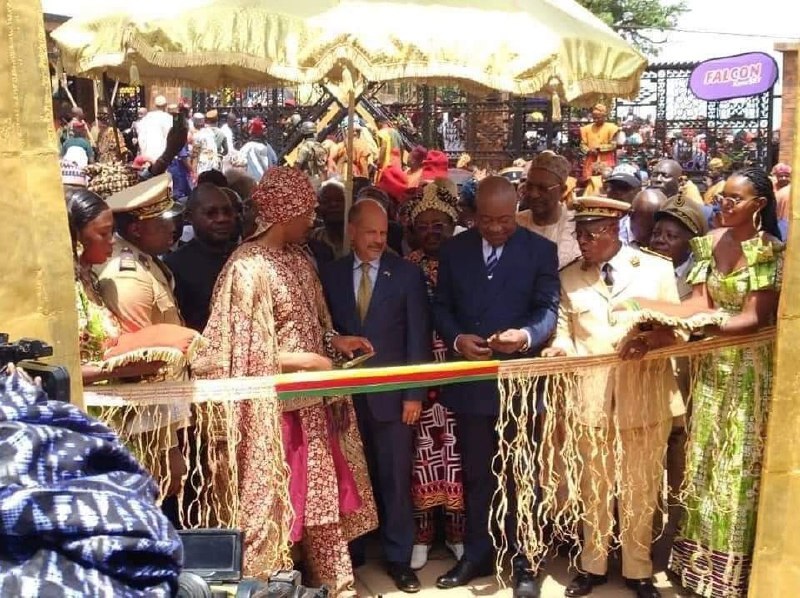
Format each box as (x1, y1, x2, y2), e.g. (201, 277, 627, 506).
(433, 176, 560, 598)
(320, 198, 431, 594)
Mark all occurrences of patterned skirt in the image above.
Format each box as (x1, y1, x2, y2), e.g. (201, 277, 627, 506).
(669, 344, 773, 597)
(411, 389, 464, 514)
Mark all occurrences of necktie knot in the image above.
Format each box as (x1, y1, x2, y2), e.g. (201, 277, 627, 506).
(602, 263, 614, 289)
(360, 262, 371, 274)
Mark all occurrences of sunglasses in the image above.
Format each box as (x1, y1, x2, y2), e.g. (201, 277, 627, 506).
(713, 194, 756, 207)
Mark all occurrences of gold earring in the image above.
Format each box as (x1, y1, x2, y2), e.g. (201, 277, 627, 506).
(752, 209, 762, 232)
(76, 241, 84, 258)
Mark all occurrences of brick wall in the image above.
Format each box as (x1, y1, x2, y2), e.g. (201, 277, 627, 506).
(777, 43, 799, 165)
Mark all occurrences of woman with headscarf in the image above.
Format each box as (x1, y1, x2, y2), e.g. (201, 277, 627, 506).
(405, 180, 466, 569)
(193, 167, 378, 595)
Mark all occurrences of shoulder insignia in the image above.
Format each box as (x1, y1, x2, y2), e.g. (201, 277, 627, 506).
(639, 247, 671, 261)
(630, 255, 640, 267)
(119, 248, 137, 272)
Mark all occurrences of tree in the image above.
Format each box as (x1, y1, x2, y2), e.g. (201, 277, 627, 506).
(577, 0, 688, 56)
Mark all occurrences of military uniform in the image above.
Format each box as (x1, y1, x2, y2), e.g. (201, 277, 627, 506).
(95, 174, 188, 439)
(95, 174, 184, 334)
(97, 236, 182, 333)
(550, 197, 682, 584)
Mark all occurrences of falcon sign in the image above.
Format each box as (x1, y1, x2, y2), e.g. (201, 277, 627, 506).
(689, 52, 778, 102)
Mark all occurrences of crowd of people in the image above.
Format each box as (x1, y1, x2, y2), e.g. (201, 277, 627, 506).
(55, 94, 789, 598)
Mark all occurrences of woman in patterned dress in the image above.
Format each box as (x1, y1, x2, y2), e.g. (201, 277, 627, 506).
(405, 180, 466, 570)
(194, 168, 378, 595)
(619, 168, 783, 597)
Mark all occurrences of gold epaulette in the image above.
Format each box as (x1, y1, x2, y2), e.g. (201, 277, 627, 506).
(639, 247, 671, 261)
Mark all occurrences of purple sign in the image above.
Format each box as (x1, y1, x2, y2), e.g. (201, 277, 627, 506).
(689, 52, 778, 101)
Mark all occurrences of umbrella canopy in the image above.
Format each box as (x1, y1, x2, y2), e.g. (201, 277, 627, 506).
(52, 0, 647, 103)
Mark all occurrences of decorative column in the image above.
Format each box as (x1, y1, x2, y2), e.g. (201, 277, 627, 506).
(0, 0, 82, 404)
(749, 50, 800, 596)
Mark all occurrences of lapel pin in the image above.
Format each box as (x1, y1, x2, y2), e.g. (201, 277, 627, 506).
(383, 271, 391, 277)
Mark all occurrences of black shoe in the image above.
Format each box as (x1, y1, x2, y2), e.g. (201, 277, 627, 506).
(513, 568, 541, 598)
(387, 563, 421, 594)
(565, 573, 608, 597)
(624, 578, 661, 598)
(435, 558, 494, 589)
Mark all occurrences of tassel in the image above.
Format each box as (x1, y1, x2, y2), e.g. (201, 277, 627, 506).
(546, 77, 562, 121)
(551, 92, 562, 122)
(129, 60, 141, 86)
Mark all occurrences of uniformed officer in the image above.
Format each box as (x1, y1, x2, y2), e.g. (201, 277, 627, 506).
(542, 197, 683, 598)
(97, 173, 185, 333)
(95, 174, 189, 515)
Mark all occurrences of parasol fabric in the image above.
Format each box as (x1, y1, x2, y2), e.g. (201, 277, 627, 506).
(51, 0, 647, 103)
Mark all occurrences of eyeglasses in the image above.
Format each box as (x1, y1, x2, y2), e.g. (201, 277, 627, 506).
(713, 194, 754, 207)
(572, 226, 612, 241)
(525, 182, 561, 196)
(415, 222, 447, 234)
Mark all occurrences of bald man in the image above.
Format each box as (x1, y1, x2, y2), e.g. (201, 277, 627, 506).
(629, 189, 667, 249)
(649, 159, 703, 205)
(433, 176, 559, 596)
(320, 198, 431, 593)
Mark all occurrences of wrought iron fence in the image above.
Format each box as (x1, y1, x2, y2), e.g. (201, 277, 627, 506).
(108, 62, 775, 175)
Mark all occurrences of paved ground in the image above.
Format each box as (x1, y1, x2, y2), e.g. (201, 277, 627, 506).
(354, 537, 686, 597)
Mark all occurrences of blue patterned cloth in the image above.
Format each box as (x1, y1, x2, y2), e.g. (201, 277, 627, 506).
(0, 369, 182, 597)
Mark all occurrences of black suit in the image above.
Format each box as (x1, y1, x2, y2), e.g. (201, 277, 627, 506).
(321, 251, 431, 564)
(433, 227, 560, 565)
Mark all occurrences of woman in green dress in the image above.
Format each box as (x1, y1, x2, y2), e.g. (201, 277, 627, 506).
(619, 167, 783, 597)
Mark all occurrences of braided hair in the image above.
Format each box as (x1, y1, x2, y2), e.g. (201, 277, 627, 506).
(735, 167, 782, 241)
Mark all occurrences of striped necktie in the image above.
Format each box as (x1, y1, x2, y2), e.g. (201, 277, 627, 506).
(486, 247, 499, 279)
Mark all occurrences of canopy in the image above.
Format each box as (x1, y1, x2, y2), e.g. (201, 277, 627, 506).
(51, 0, 647, 104)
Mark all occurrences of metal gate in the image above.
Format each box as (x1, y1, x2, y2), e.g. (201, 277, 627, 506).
(612, 62, 775, 176)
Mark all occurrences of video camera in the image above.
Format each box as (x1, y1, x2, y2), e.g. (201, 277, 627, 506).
(0, 333, 70, 403)
(176, 529, 328, 598)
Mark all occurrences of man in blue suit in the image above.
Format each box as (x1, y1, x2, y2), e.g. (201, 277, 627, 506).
(320, 198, 431, 594)
(433, 176, 560, 598)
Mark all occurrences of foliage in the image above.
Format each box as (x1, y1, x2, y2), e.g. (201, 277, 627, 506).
(577, 0, 688, 56)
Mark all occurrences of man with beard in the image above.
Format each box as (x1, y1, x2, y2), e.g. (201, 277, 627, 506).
(165, 183, 238, 332)
(543, 196, 682, 598)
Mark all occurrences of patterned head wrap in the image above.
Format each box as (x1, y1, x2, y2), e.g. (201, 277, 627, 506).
(772, 163, 792, 176)
(251, 167, 317, 231)
(410, 180, 459, 223)
(528, 150, 570, 184)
